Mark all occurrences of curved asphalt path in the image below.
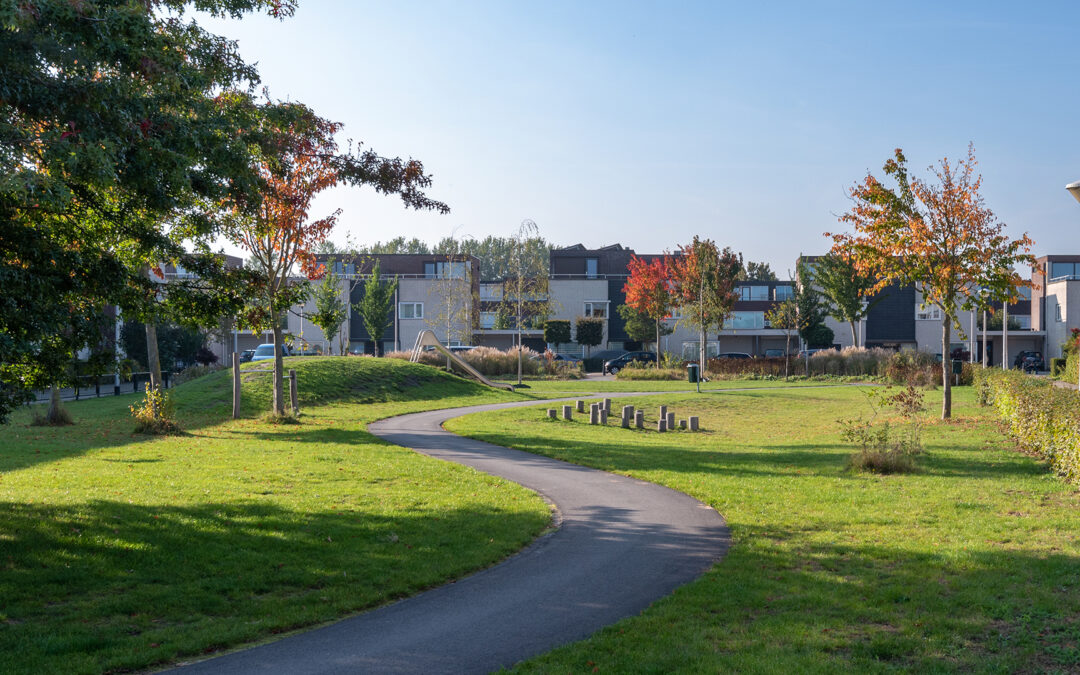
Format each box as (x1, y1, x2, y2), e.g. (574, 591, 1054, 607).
(169, 397, 730, 674)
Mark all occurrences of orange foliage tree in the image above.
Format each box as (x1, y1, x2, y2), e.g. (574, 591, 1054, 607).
(622, 255, 675, 359)
(231, 104, 449, 415)
(669, 237, 742, 368)
(830, 145, 1035, 419)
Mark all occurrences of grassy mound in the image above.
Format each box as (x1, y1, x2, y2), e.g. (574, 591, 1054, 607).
(171, 356, 494, 417)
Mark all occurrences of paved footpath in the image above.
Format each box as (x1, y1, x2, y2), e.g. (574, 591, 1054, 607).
(168, 398, 729, 674)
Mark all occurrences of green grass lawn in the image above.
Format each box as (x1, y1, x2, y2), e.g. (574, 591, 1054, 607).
(0, 358, 550, 675)
(447, 386, 1080, 673)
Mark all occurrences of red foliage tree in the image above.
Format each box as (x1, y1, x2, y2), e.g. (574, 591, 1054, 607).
(623, 255, 675, 359)
(669, 237, 742, 368)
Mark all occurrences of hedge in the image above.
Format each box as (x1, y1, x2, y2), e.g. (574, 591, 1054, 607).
(976, 367, 1080, 484)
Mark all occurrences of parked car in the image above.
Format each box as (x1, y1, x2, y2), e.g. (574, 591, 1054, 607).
(716, 352, 752, 360)
(448, 345, 476, 353)
(1014, 350, 1045, 372)
(250, 343, 291, 362)
(763, 349, 786, 358)
(552, 353, 583, 363)
(239, 349, 255, 363)
(797, 348, 829, 358)
(604, 351, 656, 374)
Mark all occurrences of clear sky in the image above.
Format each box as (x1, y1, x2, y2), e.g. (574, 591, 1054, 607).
(200, 1, 1080, 273)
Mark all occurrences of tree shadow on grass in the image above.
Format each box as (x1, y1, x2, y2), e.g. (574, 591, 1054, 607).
(0, 498, 548, 675)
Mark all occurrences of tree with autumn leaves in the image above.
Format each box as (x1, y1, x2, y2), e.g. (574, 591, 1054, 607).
(230, 104, 448, 416)
(670, 238, 743, 368)
(622, 255, 676, 360)
(831, 145, 1035, 419)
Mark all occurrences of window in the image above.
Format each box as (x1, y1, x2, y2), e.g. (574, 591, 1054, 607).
(725, 311, 765, 329)
(1056, 303, 1064, 323)
(774, 285, 794, 301)
(915, 304, 942, 321)
(585, 258, 598, 279)
(584, 301, 607, 318)
(424, 261, 468, 279)
(1014, 315, 1031, 330)
(399, 302, 423, 319)
(331, 262, 355, 276)
(682, 341, 719, 360)
(1051, 262, 1079, 280)
(736, 285, 769, 301)
(479, 311, 497, 329)
(479, 284, 503, 301)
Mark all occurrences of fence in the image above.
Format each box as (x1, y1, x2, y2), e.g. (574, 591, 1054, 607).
(32, 371, 174, 403)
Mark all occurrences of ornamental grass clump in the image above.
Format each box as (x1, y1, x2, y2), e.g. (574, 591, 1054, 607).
(841, 385, 926, 474)
(977, 367, 1080, 484)
(130, 384, 180, 435)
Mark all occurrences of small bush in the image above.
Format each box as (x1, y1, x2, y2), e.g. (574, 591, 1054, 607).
(130, 385, 180, 434)
(262, 412, 301, 425)
(615, 366, 684, 381)
(846, 447, 917, 474)
(840, 385, 925, 475)
(30, 407, 73, 427)
(1051, 357, 1066, 378)
(979, 368, 1080, 484)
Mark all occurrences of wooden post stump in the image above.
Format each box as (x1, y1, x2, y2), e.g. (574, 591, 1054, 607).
(289, 369, 299, 416)
(679, 419, 687, 430)
(659, 405, 667, 420)
(576, 400, 585, 413)
(547, 409, 557, 419)
(689, 416, 699, 431)
(666, 411, 675, 429)
(231, 352, 241, 419)
(621, 405, 633, 428)
(603, 398, 612, 414)
(562, 405, 573, 421)
(657, 418, 667, 432)
(634, 410, 644, 429)
(590, 403, 600, 425)
(600, 409, 608, 425)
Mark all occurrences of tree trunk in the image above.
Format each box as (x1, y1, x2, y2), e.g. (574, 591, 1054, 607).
(46, 385, 66, 424)
(699, 325, 706, 375)
(941, 314, 952, 420)
(145, 322, 162, 390)
(272, 320, 286, 416)
(655, 319, 661, 367)
(982, 310, 988, 367)
(784, 332, 791, 379)
(850, 320, 858, 348)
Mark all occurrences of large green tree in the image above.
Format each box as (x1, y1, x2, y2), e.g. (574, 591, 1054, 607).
(0, 0, 292, 422)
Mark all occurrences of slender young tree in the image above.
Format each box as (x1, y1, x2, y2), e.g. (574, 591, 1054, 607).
(356, 261, 399, 356)
(764, 297, 804, 378)
(831, 145, 1035, 418)
(670, 237, 742, 368)
(309, 270, 348, 355)
(810, 252, 879, 347)
(623, 255, 676, 362)
(506, 220, 550, 385)
(231, 104, 448, 415)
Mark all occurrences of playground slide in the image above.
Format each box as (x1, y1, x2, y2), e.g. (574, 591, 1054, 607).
(410, 330, 516, 392)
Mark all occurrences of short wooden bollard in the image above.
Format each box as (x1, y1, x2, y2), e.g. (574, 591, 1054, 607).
(689, 416, 699, 431)
(666, 411, 675, 429)
(634, 410, 644, 429)
(562, 405, 573, 421)
(600, 409, 608, 425)
(231, 352, 241, 419)
(657, 418, 667, 432)
(659, 405, 667, 420)
(603, 398, 612, 414)
(547, 409, 557, 419)
(621, 405, 633, 429)
(289, 369, 299, 416)
(590, 403, 600, 425)
(576, 400, 585, 413)
(679, 419, 687, 430)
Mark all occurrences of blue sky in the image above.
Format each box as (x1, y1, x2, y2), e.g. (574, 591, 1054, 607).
(201, 1, 1080, 272)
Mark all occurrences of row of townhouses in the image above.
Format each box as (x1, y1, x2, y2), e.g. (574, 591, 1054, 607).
(202, 246, 1078, 368)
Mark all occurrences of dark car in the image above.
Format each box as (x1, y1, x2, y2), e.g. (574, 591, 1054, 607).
(552, 353, 583, 364)
(716, 352, 753, 360)
(239, 349, 255, 363)
(1014, 350, 1044, 372)
(604, 351, 656, 374)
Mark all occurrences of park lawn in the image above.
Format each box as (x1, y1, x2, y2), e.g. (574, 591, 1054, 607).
(0, 358, 551, 675)
(447, 386, 1080, 673)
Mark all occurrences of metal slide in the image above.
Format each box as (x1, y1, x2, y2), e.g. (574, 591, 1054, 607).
(410, 330, 516, 392)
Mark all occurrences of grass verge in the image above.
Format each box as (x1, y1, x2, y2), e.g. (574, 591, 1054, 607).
(447, 386, 1080, 673)
(0, 358, 549, 675)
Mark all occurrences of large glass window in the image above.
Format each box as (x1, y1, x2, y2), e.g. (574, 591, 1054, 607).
(585, 258, 598, 279)
(736, 285, 769, 301)
(1051, 262, 1079, 280)
(399, 302, 423, 319)
(424, 261, 469, 279)
(479, 311, 497, 329)
(584, 301, 607, 318)
(725, 311, 765, 329)
(774, 285, 794, 300)
(915, 304, 942, 320)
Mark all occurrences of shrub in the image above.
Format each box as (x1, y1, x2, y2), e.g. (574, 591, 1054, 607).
(1051, 357, 1067, 378)
(130, 385, 180, 435)
(840, 385, 925, 475)
(384, 346, 566, 378)
(979, 368, 1080, 484)
(615, 365, 684, 381)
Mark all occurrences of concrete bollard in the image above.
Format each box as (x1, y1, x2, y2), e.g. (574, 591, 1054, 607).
(666, 411, 675, 429)
(689, 415, 699, 431)
(603, 398, 612, 414)
(621, 405, 633, 428)
(547, 409, 557, 420)
(562, 405, 573, 421)
(659, 405, 667, 421)
(634, 410, 644, 429)
(590, 403, 600, 425)
(657, 418, 667, 432)
(576, 400, 585, 413)
(600, 409, 608, 425)
(679, 419, 687, 430)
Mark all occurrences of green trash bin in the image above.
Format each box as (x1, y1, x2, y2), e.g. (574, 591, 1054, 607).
(687, 363, 699, 383)
(952, 360, 963, 375)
